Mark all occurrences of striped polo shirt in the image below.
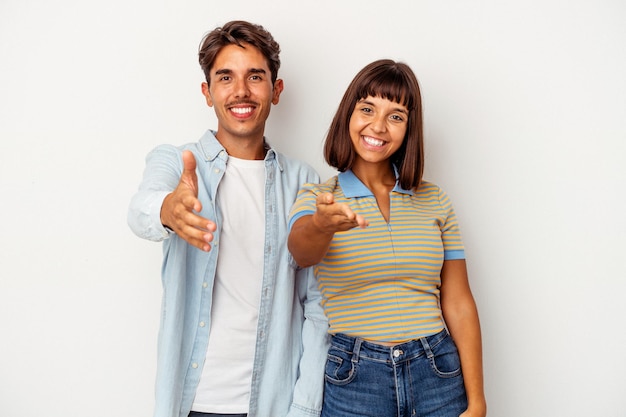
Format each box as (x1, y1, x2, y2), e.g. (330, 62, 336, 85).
(289, 169, 465, 343)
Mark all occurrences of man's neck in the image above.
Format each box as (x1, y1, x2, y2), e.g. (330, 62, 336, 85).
(215, 132, 267, 160)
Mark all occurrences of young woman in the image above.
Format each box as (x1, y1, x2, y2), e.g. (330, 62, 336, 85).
(288, 59, 486, 417)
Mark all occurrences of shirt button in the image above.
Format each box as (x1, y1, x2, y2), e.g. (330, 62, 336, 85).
(199, 321, 205, 327)
(393, 349, 403, 358)
(202, 282, 208, 288)
(191, 363, 198, 369)
(214, 168, 220, 174)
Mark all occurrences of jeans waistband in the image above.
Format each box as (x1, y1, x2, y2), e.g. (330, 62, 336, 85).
(330, 328, 450, 363)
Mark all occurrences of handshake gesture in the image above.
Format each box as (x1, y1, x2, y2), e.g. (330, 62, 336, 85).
(311, 192, 369, 234)
(288, 191, 368, 268)
(160, 150, 217, 252)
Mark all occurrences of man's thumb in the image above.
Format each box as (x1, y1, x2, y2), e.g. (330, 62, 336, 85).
(180, 150, 199, 196)
(182, 150, 197, 174)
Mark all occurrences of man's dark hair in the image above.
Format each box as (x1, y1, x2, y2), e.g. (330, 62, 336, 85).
(198, 20, 281, 85)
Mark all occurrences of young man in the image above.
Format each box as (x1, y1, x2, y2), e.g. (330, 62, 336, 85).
(128, 20, 328, 417)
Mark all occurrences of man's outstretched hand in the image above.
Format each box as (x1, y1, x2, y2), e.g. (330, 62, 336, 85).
(160, 150, 217, 251)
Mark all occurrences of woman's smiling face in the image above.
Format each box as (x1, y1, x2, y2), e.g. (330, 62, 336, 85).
(349, 95, 409, 166)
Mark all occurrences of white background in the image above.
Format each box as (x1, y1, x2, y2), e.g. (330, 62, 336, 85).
(1, 1, 625, 416)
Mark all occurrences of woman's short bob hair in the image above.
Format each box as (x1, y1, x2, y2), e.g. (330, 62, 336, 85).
(198, 20, 281, 86)
(324, 59, 424, 190)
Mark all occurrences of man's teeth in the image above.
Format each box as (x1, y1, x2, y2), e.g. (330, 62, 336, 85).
(232, 107, 253, 114)
(363, 136, 384, 146)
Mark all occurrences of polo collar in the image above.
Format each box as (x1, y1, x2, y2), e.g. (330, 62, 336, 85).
(337, 168, 414, 198)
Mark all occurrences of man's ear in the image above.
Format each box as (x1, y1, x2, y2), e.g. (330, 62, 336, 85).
(201, 82, 213, 107)
(272, 79, 284, 105)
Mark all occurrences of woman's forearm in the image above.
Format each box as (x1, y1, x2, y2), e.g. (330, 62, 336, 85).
(288, 215, 335, 267)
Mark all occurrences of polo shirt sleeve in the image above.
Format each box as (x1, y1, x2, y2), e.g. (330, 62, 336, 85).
(437, 186, 466, 260)
(288, 183, 320, 230)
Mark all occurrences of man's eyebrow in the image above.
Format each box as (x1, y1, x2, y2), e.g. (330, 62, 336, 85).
(214, 68, 232, 76)
(213, 68, 267, 76)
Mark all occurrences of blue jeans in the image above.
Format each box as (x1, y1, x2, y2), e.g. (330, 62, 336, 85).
(321, 329, 468, 417)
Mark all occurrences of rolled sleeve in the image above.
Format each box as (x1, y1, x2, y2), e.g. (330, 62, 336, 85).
(127, 145, 183, 241)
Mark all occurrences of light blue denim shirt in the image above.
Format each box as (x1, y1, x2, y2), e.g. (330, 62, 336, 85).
(128, 130, 329, 417)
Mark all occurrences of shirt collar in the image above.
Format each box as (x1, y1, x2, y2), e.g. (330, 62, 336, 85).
(198, 129, 283, 171)
(337, 167, 414, 197)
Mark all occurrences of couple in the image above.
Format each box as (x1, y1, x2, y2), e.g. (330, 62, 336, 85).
(128, 20, 486, 417)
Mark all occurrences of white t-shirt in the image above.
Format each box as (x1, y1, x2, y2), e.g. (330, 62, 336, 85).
(191, 156, 265, 413)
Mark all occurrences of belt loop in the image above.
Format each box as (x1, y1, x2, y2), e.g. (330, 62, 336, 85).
(351, 337, 363, 364)
(419, 335, 434, 359)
